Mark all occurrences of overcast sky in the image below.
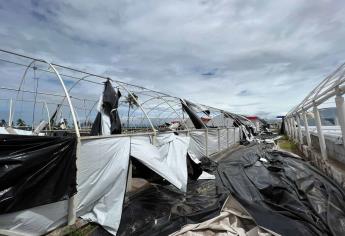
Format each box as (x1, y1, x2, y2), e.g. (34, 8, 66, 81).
(1, 0, 345, 118)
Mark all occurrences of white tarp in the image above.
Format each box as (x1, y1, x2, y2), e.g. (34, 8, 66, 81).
(0, 200, 68, 235)
(0, 137, 131, 236)
(187, 130, 219, 161)
(96, 94, 111, 135)
(0, 127, 45, 136)
(13, 129, 35, 135)
(188, 130, 207, 163)
(170, 196, 275, 236)
(210, 114, 234, 128)
(188, 128, 239, 162)
(77, 137, 131, 235)
(130, 133, 190, 192)
(0, 127, 8, 134)
(0, 129, 240, 235)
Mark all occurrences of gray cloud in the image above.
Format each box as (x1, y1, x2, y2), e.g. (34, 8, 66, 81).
(1, 0, 345, 118)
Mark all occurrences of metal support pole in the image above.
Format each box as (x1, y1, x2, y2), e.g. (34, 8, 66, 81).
(227, 127, 230, 148)
(239, 126, 243, 140)
(234, 127, 236, 144)
(285, 118, 288, 136)
(284, 117, 288, 136)
(335, 91, 345, 149)
(303, 111, 312, 147)
(288, 118, 293, 140)
(289, 118, 293, 138)
(46, 62, 81, 226)
(8, 98, 12, 127)
(292, 116, 298, 143)
(217, 128, 221, 152)
(290, 118, 294, 139)
(205, 129, 209, 157)
(313, 104, 327, 160)
(289, 117, 294, 140)
(44, 102, 51, 131)
(296, 114, 303, 144)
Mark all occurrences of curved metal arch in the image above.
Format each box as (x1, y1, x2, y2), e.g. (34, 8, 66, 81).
(7, 58, 81, 224)
(131, 97, 182, 123)
(126, 95, 186, 129)
(331, 66, 345, 88)
(84, 100, 98, 125)
(52, 74, 95, 125)
(127, 94, 174, 118)
(115, 80, 180, 100)
(112, 81, 156, 133)
(287, 63, 345, 117)
(135, 100, 171, 127)
(43, 62, 80, 226)
(10, 59, 38, 126)
(137, 104, 183, 128)
(157, 95, 189, 131)
(313, 64, 345, 99)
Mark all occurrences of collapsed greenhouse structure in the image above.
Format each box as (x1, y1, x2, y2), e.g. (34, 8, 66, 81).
(1, 49, 345, 236)
(0, 49, 251, 235)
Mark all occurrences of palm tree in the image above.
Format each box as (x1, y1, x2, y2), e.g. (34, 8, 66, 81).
(124, 93, 139, 128)
(16, 118, 26, 127)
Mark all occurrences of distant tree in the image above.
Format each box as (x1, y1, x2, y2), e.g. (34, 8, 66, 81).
(124, 93, 139, 128)
(0, 119, 6, 127)
(16, 118, 26, 127)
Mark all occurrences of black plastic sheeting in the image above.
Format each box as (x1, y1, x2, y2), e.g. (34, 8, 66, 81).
(280, 117, 286, 134)
(117, 179, 227, 236)
(181, 99, 205, 129)
(131, 154, 202, 185)
(90, 79, 122, 135)
(217, 144, 345, 236)
(0, 134, 77, 214)
(108, 143, 345, 236)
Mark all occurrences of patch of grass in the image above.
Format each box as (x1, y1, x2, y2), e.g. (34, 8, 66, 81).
(277, 136, 301, 155)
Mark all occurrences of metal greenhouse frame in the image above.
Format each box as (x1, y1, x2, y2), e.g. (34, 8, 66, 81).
(0, 49, 244, 228)
(286, 63, 345, 159)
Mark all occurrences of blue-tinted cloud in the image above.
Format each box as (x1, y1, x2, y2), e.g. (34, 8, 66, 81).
(0, 0, 345, 118)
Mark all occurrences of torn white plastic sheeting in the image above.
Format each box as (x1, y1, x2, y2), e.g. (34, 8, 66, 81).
(96, 94, 112, 135)
(13, 128, 34, 135)
(188, 130, 206, 162)
(0, 127, 8, 134)
(198, 171, 216, 180)
(0, 127, 45, 136)
(188, 129, 238, 162)
(156, 134, 190, 192)
(130, 133, 190, 192)
(0, 137, 131, 236)
(0, 200, 68, 235)
(77, 137, 131, 235)
(188, 130, 217, 161)
(241, 125, 253, 142)
(170, 196, 275, 236)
